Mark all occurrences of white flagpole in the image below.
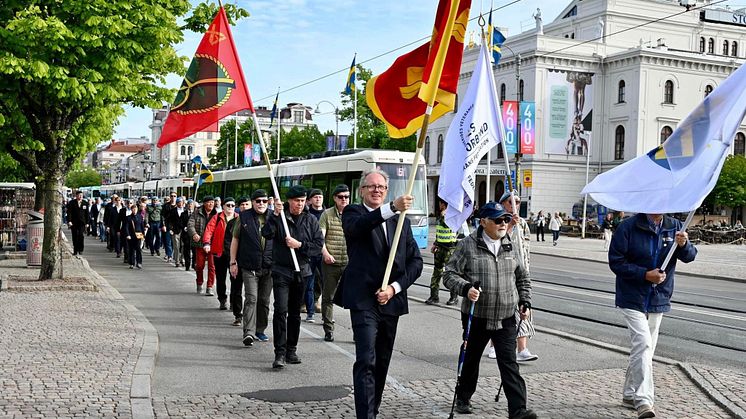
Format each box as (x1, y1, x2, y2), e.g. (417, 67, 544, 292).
(277, 107, 281, 161)
(250, 111, 300, 272)
(353, 53, 358, 149)
(234, 112, 239, 167)
(486, 150, 491, 201)
(659, 210, 696, 272)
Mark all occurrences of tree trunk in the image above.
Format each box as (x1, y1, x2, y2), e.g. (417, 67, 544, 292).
(34, 183, 44, 212)
(38, 175, 64, 280)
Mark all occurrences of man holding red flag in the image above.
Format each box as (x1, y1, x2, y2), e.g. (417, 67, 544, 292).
(157, 6, 253, 148)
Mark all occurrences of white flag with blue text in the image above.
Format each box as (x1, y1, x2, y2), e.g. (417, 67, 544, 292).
(582, 62, 746, 214)
(438, 42, 502, 231)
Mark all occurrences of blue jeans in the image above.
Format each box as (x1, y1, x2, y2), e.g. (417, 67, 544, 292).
(304, 268, 316, 318)
(162, 227, 173, 258)
(98, 222, 107, 242)
(148, 221, 162, 252)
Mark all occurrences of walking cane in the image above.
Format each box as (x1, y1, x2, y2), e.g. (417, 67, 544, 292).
(448, 280, 481, 419)
(495, 305, 527, 403)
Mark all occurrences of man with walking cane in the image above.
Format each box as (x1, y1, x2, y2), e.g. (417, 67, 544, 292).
(443, 202, 537, 419)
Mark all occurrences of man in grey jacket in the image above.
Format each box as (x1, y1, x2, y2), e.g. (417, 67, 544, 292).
(444, 202, 536, 419)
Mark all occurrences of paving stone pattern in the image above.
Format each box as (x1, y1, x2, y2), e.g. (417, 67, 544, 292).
(692, 364, 746, 415)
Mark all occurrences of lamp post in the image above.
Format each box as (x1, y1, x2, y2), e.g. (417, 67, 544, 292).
(500, 43, 522, 197)
(315, 100, 339, 150)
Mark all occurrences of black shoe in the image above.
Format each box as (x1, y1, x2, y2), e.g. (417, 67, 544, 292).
(425, 297, 439, 305)
(455, 399, 473, 414)
(242, 335, 254, 347)
(510, 408, 537, 419)
(156, 250, 160, 256)
(285, 352, 301, 364)
(272, 354, 285, 369)
(219, 301, 227, 310)
(446, 296, 459, 306)
(324, 332, 334, 342)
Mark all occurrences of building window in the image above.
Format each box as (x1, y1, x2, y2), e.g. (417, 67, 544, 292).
(614, 126, 625, 160)
(293, 110, 303, 124)
(206, 147, 213, 157)
(705, 84, 713, 97)
(500, 83, 506, 103)
(180, 145, 186, 156)
(180, 163, 187, 174)
(708, 38, 715, 54)
(437, 134, 444, 163)
(207, 132, 213, 140)
(660, 126, 673, 144)
(723, 40, 729, 55)
(617, 80, 626, 103)
(424, 136, 430, 164)
(735, 132, 746, 156)
(733, 41, 739, 57)
(518, 79, 524, 101)
(663, 80, 674, 104)
(187, 145, 193, 155)
(699, 37, 705, 53)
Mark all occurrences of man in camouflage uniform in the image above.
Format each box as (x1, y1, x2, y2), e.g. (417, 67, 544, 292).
(426, 199, 459, 306)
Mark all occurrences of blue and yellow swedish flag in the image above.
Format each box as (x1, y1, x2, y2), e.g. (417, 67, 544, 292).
(344, 55, 356, 95)
(191, 156, 213, 186)
(488, 10, 506, 64)
(269, 92, 279, 128)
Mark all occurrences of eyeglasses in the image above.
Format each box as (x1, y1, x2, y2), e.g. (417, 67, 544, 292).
(224, 204, 235, 208)
(254, 199, 268, 204)
(335, 194, 350, 199)
(363, 184, 388, 192)
(491, 217, 512, 225)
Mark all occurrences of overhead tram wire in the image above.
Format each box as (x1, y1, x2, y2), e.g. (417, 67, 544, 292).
(252, 0, 524, 104)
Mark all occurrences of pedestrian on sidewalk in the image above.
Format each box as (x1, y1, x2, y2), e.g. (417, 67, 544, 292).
(427, 198, 459, 306)
(443, 202, 537, 419)
(66, 191, 89, 255)
(534, 211, 546, 242)
(549, 212, 563, 246)
(125, 202, 146, 269)
(609, 213, 697, 419)
(167, 198, 186, 268)
(203, 197, 239, 310)
(337, 169, 423, 419)
(602, 213, 614, 251)
(230, 190, 273, 342)
(182, 200, 195, 271)
(146, 197, 163, 256)
(162, 192, 177, 262)
(188, 196, 217, 295)
(262, 185, 323, 369)
(318, 184, 350, 342)
(304, 188, 325, 323)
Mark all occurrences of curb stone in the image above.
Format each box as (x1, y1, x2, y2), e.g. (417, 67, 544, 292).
(680, 363, 746, 419)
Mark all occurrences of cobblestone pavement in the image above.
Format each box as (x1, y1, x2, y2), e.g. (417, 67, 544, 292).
(150, 365, 730, 418)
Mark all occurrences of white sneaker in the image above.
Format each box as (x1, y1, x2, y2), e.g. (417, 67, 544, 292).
(487, 346, 496, 359)
(516, 349, 539, 362)
(205, 287, 215, 296)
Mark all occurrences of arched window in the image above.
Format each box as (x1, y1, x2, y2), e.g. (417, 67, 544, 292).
(437, 134, 444, 163)
(723, 40, 729, 56)
(735, 132, 746, 156)
(614, 126, 625, 160)
(705, 84, 713, 97)
(732, 41, 739, 57)
(663, 80, 674, 104)
(708, 38, 715, 54)
(424, 136, 430, 164)
(699, 37, 706, 53)
(187, 145, 194, 155)
(518, 79, 525, 101)
(500, 83, 506, 103)
(180, 145, 186, 155)
(617, 80, 626, 103)
(660, 126, 673, 144)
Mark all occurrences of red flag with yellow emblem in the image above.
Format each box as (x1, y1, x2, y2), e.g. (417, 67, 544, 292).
(366, 0, 471, 138)
(158, 7, 254, 148)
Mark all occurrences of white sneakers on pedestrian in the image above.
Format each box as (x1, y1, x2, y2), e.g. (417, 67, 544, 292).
(205, 287, 215, 296)
(488, 346, 496, 359)
(516, 349, 539, 362)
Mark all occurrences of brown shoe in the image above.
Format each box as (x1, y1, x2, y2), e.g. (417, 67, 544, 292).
(637, 404, 655, 419)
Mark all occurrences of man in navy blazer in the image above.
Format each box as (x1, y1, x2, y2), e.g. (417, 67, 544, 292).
(339, 168, 423, 419)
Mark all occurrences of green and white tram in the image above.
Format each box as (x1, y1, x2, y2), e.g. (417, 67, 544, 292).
(197, 149, 429, 248)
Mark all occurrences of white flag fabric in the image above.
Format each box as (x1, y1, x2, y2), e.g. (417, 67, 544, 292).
(438, 42, 502, 231)
(581, 62, 746, 213)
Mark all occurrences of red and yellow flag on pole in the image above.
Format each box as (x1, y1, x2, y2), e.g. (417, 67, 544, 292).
(157, 7, 254, 148)
(366, 0, 471, 138)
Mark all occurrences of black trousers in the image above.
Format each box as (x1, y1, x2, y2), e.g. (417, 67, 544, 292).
(457, 314, 527, 416)
(128, 238, 142, 266)
(230, 271, 243, 318)
(213, 252, 231, 303)
(272, 272, 307, 357)
(71, 224, 85, 254)
(350, 306, 400, 419)
(535, 225, 545, 241)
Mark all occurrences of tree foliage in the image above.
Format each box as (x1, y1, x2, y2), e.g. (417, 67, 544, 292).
(709, 155, 746, 208)
(276, 126, 326, 158)
(209, 118, 255, 169)
(66, 167, 102, 189)
(338, 65, 416, 152)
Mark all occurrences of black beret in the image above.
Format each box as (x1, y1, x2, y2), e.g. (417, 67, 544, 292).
(223, 197, 235, 205)
(286, 185, 307, 199)
(332, 184, 350, 196)
(237, 196, 250, 205)
(307, 188, 323, 199)
(202, 195, 215, 203)
(251, 189, 268, 200)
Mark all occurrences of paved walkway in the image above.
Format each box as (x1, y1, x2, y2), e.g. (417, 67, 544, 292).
(1, 241, 744, 418)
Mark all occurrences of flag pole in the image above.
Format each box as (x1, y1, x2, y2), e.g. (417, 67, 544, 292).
(250, 111, 300, 272)
(234, 112, 239, 167)
(353, 52, 358, 150)
(380, 0, 461, 291)
(193, 161, 201, 201)
(480, 24, 527, 271)
(659, 210, 695, 272)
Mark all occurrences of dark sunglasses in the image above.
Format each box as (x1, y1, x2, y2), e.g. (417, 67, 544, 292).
(254, 199, 268, 204)
(224, 203, 235, 207)
(335, 194, 350, 199)
(491, 217, 512, 225)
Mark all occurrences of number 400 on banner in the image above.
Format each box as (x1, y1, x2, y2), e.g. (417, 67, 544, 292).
(502, 101, 519, 154)
(520, 101, 536, 154)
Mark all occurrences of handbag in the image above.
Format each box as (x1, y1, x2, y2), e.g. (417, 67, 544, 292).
(135, 232, 144, 240)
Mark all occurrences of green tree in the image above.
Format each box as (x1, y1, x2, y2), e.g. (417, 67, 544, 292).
(0, 153, 27, 182)
(0, 1, 247, 279)
(209, 118, 255, 169)
(278, 126, 326, 158)
(338, 65, 416, 152)
(66, 167, 102, 189)
(708, 155, 746, 209)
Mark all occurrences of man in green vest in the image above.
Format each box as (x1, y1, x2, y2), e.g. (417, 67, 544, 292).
(318, 184, 350, 342)
(427, 199, 459, 305)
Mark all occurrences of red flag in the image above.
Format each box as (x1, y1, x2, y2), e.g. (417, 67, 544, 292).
(366, 0, 471, 138)
(157, 7, 253, 148)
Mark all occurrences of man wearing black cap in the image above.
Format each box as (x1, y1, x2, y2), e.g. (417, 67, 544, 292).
(262, 185, 323, 369)
(187, 196, 218, 295)
(443, 202, 536, 419)
(338, 169, 423, 419)
(304, 188, 325, 323)
(66, 191, 89, 255)
(230, 189, 274, 342)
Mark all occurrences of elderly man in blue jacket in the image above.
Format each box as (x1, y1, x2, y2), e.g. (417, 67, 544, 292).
(609, 212, 697, 419)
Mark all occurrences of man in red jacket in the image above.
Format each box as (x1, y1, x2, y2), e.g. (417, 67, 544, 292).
(203, 197, 239, 310)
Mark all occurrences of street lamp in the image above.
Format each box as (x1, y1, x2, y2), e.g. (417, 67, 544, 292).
(315, 100, 339, 150)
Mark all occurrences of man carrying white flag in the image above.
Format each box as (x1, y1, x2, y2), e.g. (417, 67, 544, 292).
(438, 40, 502, 232)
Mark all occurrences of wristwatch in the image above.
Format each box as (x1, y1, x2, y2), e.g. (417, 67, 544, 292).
(389, 201, 397, 212)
